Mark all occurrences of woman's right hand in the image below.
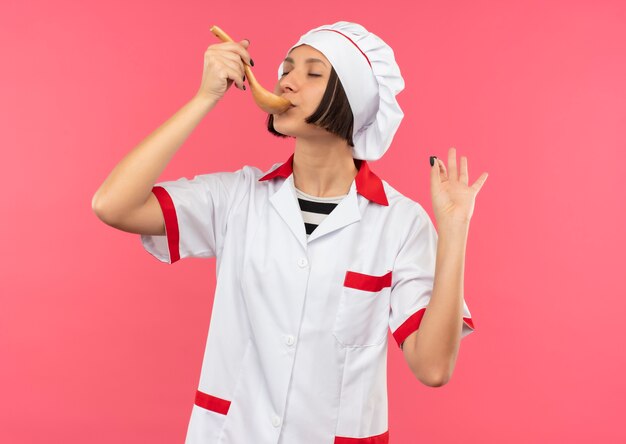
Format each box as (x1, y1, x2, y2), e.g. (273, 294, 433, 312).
(195, 39, 253, 102)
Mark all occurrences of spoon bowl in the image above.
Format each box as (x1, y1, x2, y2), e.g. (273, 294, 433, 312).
(210, 25, 292, 114)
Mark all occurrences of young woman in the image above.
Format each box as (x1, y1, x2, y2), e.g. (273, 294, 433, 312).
(92, 21, 487, 444)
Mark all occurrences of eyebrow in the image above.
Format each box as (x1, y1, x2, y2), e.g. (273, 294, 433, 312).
(283, 57, 327, 67)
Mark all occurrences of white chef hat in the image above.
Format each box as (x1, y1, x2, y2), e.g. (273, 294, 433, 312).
(277, 21, 405, 161)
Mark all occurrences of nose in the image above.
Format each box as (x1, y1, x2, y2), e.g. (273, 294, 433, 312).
(278, 73, 297, 94)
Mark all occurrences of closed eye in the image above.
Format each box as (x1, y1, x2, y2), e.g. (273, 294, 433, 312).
(280, 72, 322, 77)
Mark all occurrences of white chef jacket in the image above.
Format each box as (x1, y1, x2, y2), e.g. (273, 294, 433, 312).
(140, 153, 475, 444)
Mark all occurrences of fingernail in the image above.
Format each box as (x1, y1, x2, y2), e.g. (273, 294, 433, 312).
(250, 58, 255, 67)
(430, 156, 437, 167)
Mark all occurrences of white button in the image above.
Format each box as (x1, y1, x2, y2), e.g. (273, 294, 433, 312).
(272, 415, 281, 427)
(286, 335, 295, 346)
(297, 257, 308, 267)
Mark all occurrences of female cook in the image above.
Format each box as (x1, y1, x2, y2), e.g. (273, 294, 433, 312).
(93, 21, 488, 444)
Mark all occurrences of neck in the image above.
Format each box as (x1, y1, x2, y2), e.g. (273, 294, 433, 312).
(292, 135, 358, 197)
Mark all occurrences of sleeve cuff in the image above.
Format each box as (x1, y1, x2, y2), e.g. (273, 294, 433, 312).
(140, 186, 181, 264)
(393, 308, 475, 349)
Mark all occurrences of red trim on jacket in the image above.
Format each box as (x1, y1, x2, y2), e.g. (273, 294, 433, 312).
(344, 271, 392, 292)
(194, 390, 231, 415)
(259, 153, 388, 206)
(151, 186, 180, 264)
(335, 429, 389, 443)
(393, 309, 475, 349)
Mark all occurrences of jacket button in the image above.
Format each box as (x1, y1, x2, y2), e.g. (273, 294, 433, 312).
(286, 335, 295, 346)
(272, 415, 281, 427)
(297, 257, 308, 268)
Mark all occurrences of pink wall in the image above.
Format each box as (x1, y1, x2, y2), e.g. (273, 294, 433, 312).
(2, 0, 625, 442)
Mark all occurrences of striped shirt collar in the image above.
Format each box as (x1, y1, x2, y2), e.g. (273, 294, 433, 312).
(259, 153, 389, 206)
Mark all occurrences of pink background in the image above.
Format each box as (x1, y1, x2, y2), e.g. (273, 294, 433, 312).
(2, 0, 625, 442)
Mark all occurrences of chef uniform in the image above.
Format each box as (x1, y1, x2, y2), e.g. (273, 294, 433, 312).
(140, 21, 475, 444)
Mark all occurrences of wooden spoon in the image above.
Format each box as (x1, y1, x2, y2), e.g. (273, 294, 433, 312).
(209, 25, 292, 114)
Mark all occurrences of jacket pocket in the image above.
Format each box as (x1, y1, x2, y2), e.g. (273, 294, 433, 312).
(186, 390, 230, 442)
(332, 270, 392, 347)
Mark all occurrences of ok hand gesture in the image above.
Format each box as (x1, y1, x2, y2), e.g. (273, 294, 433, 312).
(430, 147, 488, 226)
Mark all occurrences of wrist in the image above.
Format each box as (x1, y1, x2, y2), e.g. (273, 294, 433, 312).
(436, 218, 470, 235)
(192, 92, 220, 109)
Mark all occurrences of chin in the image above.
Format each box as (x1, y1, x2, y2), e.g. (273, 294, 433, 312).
(272, 122, 301, 138)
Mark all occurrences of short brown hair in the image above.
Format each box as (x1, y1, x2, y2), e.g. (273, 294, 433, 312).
(266, 66, 354, 146)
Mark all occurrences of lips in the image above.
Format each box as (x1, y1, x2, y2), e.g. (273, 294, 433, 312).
(282, 96, 296, 107)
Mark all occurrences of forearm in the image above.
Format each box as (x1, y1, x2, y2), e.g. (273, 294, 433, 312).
(412, 220, 469, 384)
(92, 94, 218, 222)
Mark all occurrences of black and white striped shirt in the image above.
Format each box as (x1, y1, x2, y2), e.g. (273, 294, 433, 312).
(295, 187, 348, 239)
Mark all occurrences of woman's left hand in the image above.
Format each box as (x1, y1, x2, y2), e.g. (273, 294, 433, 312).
(430, 147, 488, 226)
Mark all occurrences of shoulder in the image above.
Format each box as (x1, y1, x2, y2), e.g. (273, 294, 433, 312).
(188, 164, 269, 190)
(201, 164, 266, 180)
(380, 179, 432, 227)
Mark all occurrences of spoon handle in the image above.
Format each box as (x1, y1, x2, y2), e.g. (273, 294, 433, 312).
(209, 25, 254, 82)
(209, 25, 235, 44)
(209, 24, 291, 113)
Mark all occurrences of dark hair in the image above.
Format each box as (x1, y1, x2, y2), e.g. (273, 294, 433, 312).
(266, 66, 354, 146)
